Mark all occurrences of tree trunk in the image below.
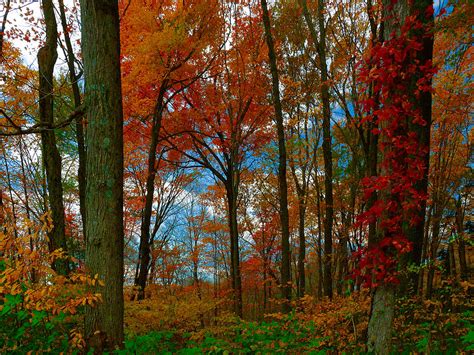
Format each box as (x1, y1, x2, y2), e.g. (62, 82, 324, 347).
(456, 198, 468, 280)
(418, 207, 432, 297)
(135, 84, 167, 300)
(1, 145, 18, 238)
(38, 0, 68, 275)
(426, 214, 441, 299)
(448, 242, 456, 279)
(403, 0, 434, 295)
(316, 181, 323, 299)
(367, 0, 426, 352)
(367, 284, 395, 354)
(19, 138, 35, 281)
(58, 0, 87, 242)
(260, 0, 292, 313)
(300, 0, 333, 299)
(297, 195, 306, 297)
(0, 0, 11, 58)
(80, 0, 124, 350)
(226, 184, 242, 318)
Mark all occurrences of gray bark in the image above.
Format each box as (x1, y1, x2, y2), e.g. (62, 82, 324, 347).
(367, 285, 395, 354)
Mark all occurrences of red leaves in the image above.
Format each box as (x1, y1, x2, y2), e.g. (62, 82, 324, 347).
(352, 2, 435, 288)
(353, 235, 413, 288)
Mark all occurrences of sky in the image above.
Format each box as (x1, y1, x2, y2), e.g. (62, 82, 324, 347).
(2, 0, 448, 68)
(1, 0, 78, 68)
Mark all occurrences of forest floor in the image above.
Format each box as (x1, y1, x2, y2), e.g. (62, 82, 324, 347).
(121, 280, 473, 354)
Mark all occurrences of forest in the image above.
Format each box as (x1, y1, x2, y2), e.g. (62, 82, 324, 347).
(0, 0, 472, 353)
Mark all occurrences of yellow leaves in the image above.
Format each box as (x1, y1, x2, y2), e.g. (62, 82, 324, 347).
(264, 312, 285, 321)
(49, 248, 67, 261)
(124, 284, 225, 335)
(459, 280, 473, 293)
(69, 328, 86, 350)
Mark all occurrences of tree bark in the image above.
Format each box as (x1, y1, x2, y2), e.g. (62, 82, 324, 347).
(367, 1, 433, 352)
(1, 144, 18, 238)
(226, 182, 243, 318)
(260, 0, 292, 313)
(297, 194, 306, 297)
(19, 137, 35, 281)
(403, 0, 434, 295)
(0, 0, 11, 58)
(300, 0, 333, 299)
(135, 84, 167, 300)
(315, 177, 323, 299)
(58, 0, 87, 242)
(426, 213, 441, 298)
(80, 0, 124, 350)
(455, 198, 468, 280)
(38, 0, 68, 275)
(367, 284, 395, 354)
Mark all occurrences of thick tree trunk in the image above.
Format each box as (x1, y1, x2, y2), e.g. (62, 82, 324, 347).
(365, 0, 381, 240)
(81, 0, 124, 350)
(261, 0, 292, 313)
(367, 284, 395, 354)
(58, 0, 87, 242)
(368, 0, 428, 352)
(403, 0, 434, 295)
(38, 0, 68, 275)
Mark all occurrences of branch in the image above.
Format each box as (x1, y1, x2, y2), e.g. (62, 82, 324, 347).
(0, 104, 85, 136)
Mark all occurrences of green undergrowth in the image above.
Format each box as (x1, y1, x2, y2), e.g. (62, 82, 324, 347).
(117, 318, 331, 354)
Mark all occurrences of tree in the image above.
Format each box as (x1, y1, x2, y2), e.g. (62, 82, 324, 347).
(80, 0, 124, 350)
(260, 0, 292, 313)
(38, 0, 68, 274)
(300, 0, 334, 299)
(159, 2, 271, 317)
(423, 0, 472, 295)
(58, 0, 86, 241)
(357, 0, 435, 352)
(120, 0, 221, 300)
(273, 0, 321, 298)
(0, 0, 11, 58)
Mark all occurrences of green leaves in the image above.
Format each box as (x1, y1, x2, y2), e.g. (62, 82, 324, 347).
(461, 330, 474, 351)
(119, 317, 328, 354)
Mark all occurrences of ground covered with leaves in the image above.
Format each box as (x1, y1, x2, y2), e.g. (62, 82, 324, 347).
(120, 282, 473, 354)
(1, 280, 472, 353)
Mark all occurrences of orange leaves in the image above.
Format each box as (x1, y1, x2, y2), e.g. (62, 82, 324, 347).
(120, 0, 222, 119)
(124, 284, 226, 335)
(0, 215, 102, 351)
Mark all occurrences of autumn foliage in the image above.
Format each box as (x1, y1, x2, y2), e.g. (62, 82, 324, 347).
(0, 0, 472, 353)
